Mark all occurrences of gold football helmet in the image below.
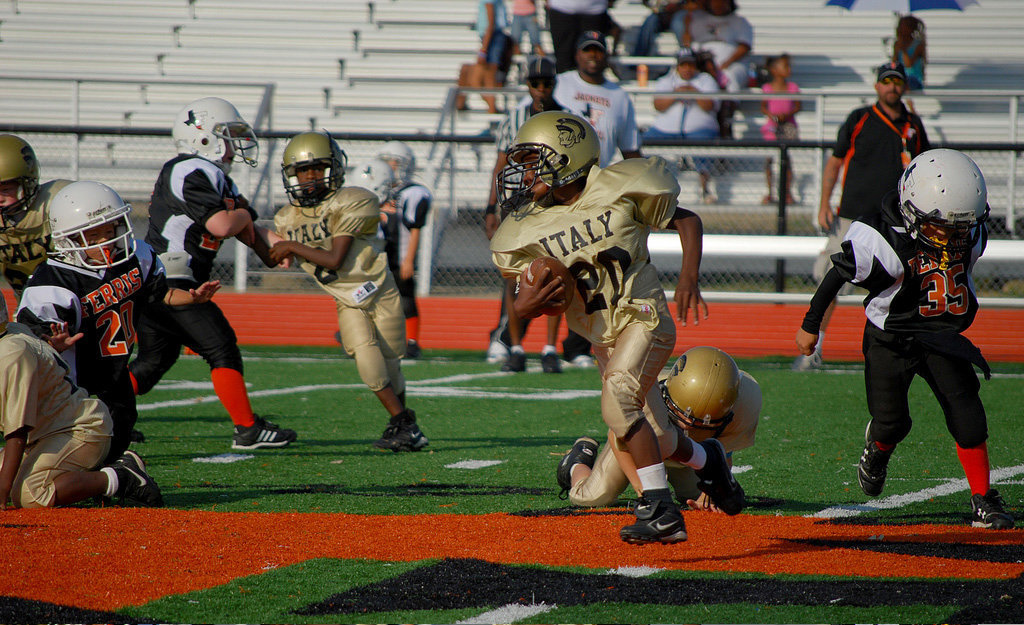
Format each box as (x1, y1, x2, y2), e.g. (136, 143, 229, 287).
(661, 346, 741, 431)
(281, 131, 347, 208)
(0, 134, 41, 231)
(497, 111, 599, 212)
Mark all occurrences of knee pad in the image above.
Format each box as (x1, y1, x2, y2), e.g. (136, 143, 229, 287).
(353, 343, 391, 392)
(603, 369, 644, 439)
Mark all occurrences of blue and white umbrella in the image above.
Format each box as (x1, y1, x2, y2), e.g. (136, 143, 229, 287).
(825, 0, 978, 10)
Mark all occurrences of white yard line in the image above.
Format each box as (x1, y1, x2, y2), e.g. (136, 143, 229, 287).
(811, 463, 1024, 518)
(455, 603, 555, 625)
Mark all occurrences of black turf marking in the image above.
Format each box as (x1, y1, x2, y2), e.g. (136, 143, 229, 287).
(0, 596, 150, 624)
(786, 538, 1024, 563)
(293, 557, 1024, 618)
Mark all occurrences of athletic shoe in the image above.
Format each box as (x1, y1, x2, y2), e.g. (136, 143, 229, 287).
(405, 340, 422, 360)
(232, 415, 298, 450)
(792, 351, 823, 371)
(694, 439, 745, 515)
(501, 351, 526, 372)
(113, 450, 164, 508)
(619, 488, 687, 544)
(556, 437, 598, 498)
(568, 354, 596, 368)
(486, 340, 509, 364)
(858, 422, 892, 497)
(970, 489, 1015, 529)
(374, 410, 429, 452)
(541, 352, 562, 374)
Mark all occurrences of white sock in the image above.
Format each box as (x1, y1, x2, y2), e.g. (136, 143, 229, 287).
(101, 466, 119, 497)
(816, 331, 825, 354)
(636, 462, 669, 492)
(683, 440, 707, 470)
(542, 344, 557, 355)
(510, 345, 525, 355)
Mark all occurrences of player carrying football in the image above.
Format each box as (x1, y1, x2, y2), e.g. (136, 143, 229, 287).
(797, 149, 1014, 530)
(491, 111, 743, 544)
(256, 132, 427, 452)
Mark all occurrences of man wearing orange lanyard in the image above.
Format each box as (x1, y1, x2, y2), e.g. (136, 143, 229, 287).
(794, 61, 930, 371)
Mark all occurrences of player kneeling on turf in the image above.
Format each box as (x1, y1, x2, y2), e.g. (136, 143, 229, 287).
(559, 346, 756, 515)
(254, 132, 427, 452)
(0, 300, 162, 509)
(796, 149, 1013, 530)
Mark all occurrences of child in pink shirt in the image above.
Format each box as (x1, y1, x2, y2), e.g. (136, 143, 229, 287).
(760, 53, 801, 204)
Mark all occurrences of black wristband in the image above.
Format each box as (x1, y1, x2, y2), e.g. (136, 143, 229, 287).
(485, 203, 497, 216)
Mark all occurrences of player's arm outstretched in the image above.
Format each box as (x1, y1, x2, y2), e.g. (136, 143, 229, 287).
(670, 207, 708, 326)
(164, 280, 222, 306)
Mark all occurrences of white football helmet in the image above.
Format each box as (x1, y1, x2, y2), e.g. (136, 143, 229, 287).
(661, 346, 741, 432)
(49, 181, 136, 269)
(898, 148, 989, 268)
(351, 158, 395, 204)
(377, 140, 415, 186)
(172, 97, 258, 172)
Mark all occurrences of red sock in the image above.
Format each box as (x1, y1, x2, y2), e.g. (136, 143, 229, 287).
(211, 368, 255, 427)
(406, 316, 420, 343)
(128, 371, 139, 395)
(875, 440, 896, 452)
(956, 442, 990, 496)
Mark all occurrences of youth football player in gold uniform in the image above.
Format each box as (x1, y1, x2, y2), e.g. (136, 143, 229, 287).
(491, 111, 743, 544)
(260, 132, 427, 452)
(0, 134, 72, 296)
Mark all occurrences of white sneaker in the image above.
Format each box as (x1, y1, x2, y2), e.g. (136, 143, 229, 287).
(486, 340, 509, 364)
(792, 351, 822, 371)
(569, 354, 596, 368)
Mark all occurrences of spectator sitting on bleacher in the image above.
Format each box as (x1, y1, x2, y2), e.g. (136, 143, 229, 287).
(455, 0, 513, 114)
(629, 0, 688, 58)
(674, 0, 752, 93)
(643, 47, 720, 203)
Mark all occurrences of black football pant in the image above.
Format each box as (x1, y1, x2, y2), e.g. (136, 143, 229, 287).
(99, 371, 138, 466)
(130, 300, 244, 396)
(862, 323, 987, 449)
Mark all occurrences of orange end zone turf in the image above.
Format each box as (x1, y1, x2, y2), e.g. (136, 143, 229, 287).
(1, 508, 1022, 611)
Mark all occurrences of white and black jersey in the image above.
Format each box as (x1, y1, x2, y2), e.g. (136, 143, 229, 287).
(16, 240, 167, 396)
(803, 196, 986, 336)
(146, 154, 254, 287)
(380, 182, 431, 269)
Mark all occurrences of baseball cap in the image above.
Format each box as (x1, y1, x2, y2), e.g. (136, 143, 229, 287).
(876, 61, 907, 83)
(676, 46, 697, 64)
(576, 30, 607, 53)
(525, 55, 556, 80)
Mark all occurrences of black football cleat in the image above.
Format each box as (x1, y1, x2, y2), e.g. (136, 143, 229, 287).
(556, 437, 598, 498)
(970, 489, 1015, 529)
(501, 351, 527, 372)
(619, 488, 687, 544)
(113, 450, 164, 508)
(232, 415, 298, 450)
(694, 438, 745, 515)
(374, 410, 429, 452)
(858, 423, 893, 497)
(540, 352, 562, 374)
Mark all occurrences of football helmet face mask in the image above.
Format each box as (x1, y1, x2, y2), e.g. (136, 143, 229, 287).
(48, 181, 136, 269)
(172, 97, 258, 172)
(0, 134, 41, 231)
(281, 131, 347, 208)
(351, 158, 395, 204)
(661, 346, 741, 431)
(898, 148, 989, 270)
(497, 111, 599, 213)
(377, 140, 415, 187)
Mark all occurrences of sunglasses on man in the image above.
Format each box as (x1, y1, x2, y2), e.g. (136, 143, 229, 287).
(879, 76, 905, 86)
(528, 78, 554, 89)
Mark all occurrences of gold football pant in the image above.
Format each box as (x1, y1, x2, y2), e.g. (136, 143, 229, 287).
(336, 288, 406, 394)
(2, 432, 109, 508)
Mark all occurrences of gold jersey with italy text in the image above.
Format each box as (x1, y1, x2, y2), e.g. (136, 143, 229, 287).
(274, 186, 391, 308)
(491, 157, 679, 345)
(0, 179, 72, 294)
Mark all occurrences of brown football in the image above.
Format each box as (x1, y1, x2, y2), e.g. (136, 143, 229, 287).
(521, 256, 575, 316)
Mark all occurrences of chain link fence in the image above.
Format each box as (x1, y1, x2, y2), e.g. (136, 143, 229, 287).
(5, 127, 1023, 300)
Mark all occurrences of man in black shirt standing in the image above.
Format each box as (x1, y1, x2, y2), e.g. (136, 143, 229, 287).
(795, 62, 930, 370)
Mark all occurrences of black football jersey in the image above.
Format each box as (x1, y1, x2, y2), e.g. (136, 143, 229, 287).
(146, 154, 248, 287)
(831, 197, 986, 335)
(15, 240, 168, 396)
